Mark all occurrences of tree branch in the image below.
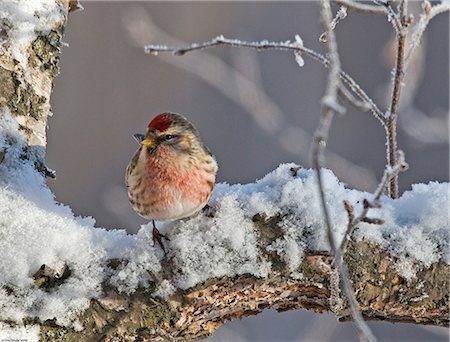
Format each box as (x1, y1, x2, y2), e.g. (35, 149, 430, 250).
(385, 0, 408, 199)
(334, 150, 409, 268)
(145, 36, 386, 124)
(405, 1, 450, 68)
(335, 0, 387, 14)
(33, 239, 449, 341)
(0, 0, 73, 175)
(313, 2, 375, 341)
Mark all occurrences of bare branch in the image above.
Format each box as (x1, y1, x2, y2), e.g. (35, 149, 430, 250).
(373, 0, 403, 32)
(313, 2, 376, 341)
(335, 0, 387, 14)
(319, 6, 348, 43)
(338, 83, 371, 112)
(405, 1, 450, 68)
(386, 0, 408, 199)
(144, 36, 385, 123)
(312, 0, 342, 255)
(334, 150, 409, 267)
(343, 199, 355, 222)
(330, 151, 408, 342)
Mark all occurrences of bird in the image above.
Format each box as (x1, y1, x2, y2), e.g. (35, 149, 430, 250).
(125, 112, 218, 253)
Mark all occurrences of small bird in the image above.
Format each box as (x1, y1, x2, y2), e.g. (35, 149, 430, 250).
(125, 112, 218, 253)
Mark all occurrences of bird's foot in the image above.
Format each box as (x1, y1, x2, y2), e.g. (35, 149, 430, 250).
(152, 226, 170, 254)
(202, 203, 216, 218)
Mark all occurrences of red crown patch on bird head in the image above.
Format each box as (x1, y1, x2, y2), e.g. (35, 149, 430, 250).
(147, 113, 172, 132)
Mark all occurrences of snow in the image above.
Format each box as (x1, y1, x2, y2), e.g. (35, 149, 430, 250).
(0, 323, 39, 342)
(354, 181, 450, 278)
(168, 193, 271, 289)
(293, 35, 305, 67)
(0, 108, 159, 327)
(154, 279, 176, 300)
(0, 0, 64, 76)
(1, 109, 449, 329)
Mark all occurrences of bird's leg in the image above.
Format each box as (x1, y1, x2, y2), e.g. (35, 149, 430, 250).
(202, 203, 216, 218)
(152, 220, 170, 254)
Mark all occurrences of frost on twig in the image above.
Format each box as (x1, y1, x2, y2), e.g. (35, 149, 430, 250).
(381, 0, 449, 198)
(335, 0, 387, 14)
(319, 6, 347, 43)
(312, 2, 376, 341)
(144, 35, 385, 122)
(293, 34, 305, 67)
(373, 0, 403, 32)
(405, 0, 450, 67)
(334, 150, 409, 268)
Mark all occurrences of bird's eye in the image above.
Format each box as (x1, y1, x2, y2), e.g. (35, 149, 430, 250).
(164, 134, 175, 141)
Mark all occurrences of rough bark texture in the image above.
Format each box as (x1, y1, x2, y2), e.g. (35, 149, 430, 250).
(0, 1, 448, 341)
(0, 0, 75, 171)
(34, 238, 448, 342)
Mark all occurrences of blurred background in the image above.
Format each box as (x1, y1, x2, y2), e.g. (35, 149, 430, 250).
(47, 2, 449, 341)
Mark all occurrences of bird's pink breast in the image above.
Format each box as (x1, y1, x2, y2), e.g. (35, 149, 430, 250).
(139, 147, 214, 220)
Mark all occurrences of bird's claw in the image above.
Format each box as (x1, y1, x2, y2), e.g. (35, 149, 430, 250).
(202, 203, 216, 218)
(152, 226, 170, 254)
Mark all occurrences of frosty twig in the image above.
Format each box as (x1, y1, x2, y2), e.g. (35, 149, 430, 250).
(319, 6, 347, 43)
(312, 2, 376, 341)
(336, 0, 387, 14)
(385, 0, 408, 199)
(373, 0, 402, 32)
(338, 84, 371, 112)
(335, 150, 409, 268)
(145, 35, 385, 123)
(405, 0, 450, 67)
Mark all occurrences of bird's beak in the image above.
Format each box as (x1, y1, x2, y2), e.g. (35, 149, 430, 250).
(133, 134, 155, 147)
(140, 138, 155, 148)
(133, 133, 145, 144)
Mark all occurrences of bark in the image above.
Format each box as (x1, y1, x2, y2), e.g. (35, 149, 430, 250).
(0, 1, 448, 341)
(36, 238, 448, 341)
(0, 0, 77, 173)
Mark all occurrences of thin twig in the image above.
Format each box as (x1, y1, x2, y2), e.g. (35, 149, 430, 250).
(145, 36, 386, 124)
(313, 0, 343, 254)
(373, 0, 403, 32)
(335, 0, 387, 14)
(334, 150, 408, 267)
(338, 84, 371, 112)
(405, 1, 450, 68)
(313, 2, 376, 341)
(319, 6, 347, 43)
(386, 0, 408, 199)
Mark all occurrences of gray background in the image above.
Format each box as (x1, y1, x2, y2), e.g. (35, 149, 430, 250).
(47, 2, 449, 341)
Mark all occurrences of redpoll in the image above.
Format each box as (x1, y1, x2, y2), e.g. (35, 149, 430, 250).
(125, 112, 218, 253)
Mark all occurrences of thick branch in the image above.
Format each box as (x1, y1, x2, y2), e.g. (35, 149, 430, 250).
(35, 239, 449, 341)
(0, 0, 75, 174)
